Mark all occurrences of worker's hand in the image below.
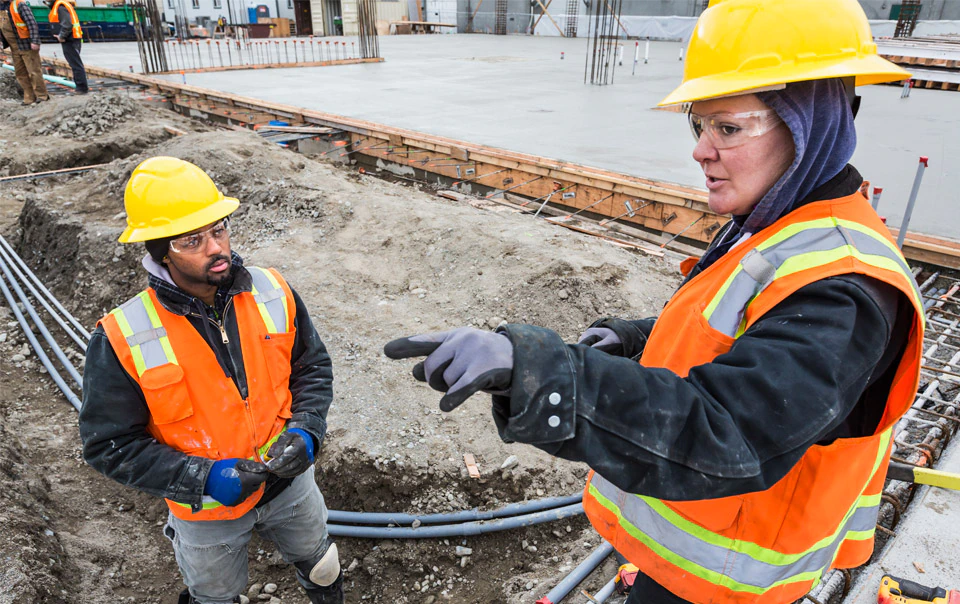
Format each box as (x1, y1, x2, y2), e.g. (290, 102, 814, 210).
(55, 35, 63, 42)
(577, 327, 622, 355)
(383, 328, 513, 412)
(264, 428, 315, 478)
(30, 43, 40, 50)
(204, 458, 268, 506)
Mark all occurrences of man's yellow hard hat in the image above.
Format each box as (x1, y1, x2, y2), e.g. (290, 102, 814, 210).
(119, 157, 239, 243)
(658, 0, 911, 107)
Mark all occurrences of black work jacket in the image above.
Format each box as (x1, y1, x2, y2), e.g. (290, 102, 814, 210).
(493, 166, 911, 602)
(79, 254, 334, 511)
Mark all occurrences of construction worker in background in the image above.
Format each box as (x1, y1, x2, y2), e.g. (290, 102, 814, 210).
(0, 0, 49, 105)
(45, 0, 87, 94)
(385, 1, 925, 603)
(79, 157, 344, 604)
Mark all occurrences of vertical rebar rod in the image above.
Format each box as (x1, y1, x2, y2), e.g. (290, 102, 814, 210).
(897, 156, 929, 249)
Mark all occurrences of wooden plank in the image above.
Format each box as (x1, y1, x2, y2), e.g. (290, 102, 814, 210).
(463, 454, 481, 479)
(253, 124, 336, 134)
(153, 57, 384, 75)
(0, 163, 109, 183)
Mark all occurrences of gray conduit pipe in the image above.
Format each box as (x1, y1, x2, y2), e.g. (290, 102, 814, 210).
(537, 541, 614, 604)
(328, 494, 582, 526)
(0, 252, 83, 388)
(0, 270, 81, 410)
(0, 241, 88, 352)
(591, 576, 617, 603)
(327, 503, 584, 539)
(0, 235, 91, 340)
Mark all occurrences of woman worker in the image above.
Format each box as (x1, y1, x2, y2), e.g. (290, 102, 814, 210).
(384, 1, 926, 602)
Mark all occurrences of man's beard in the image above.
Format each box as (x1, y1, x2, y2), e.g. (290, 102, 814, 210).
(205, 255, 233, 287)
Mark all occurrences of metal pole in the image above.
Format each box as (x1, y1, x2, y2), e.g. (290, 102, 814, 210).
(644, 38, 649, 64)
(632, 40, 638, 75)
(896, 156, 928, 249)
(871, 186, 883, 211)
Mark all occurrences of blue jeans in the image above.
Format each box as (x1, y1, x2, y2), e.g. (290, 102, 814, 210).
(164, 470, 332, 604)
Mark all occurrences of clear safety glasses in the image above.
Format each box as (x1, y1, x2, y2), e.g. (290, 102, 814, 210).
(688, 109, 783, 149)
(169, 218, 230, 254)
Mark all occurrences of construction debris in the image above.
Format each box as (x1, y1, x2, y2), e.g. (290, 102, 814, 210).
(33, 93, 141, 140)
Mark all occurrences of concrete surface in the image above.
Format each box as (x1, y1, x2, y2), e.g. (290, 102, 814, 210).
(846, 439, 960, 603)
(44, 34, 960, 239)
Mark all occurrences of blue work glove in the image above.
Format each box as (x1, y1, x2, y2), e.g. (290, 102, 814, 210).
(383, 327, 513, 412)
(577, 327, 622, 355)
(204, 458, 269, 506)
(264, 428, 315, 478)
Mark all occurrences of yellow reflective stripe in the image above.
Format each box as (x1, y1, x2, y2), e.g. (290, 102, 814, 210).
(139, 292, 179, 366)
(754, 218, 839, 252)
(111, 306, 147, 376)
(258, 427, 286, 457)
(260, 268, 291, 333)
(250, 275, 280, 334)
(703, 267, 741, 321)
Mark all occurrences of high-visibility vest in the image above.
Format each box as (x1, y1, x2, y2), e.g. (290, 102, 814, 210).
(100, 267, 298, 521)
(8, 0, 31, 40)
(48, 0, 82, 40)
(583, 191, 925, 604)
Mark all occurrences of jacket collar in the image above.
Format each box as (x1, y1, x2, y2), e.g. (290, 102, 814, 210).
(145, 251, 251, 316)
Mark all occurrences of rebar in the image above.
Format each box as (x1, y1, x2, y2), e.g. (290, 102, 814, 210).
(357, 0, 380, 59)
(584, 0, 623, 85)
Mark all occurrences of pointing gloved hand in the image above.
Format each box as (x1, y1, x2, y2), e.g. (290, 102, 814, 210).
(577, 327, 622, 355)
(264, 428, 315, 478)
(383, 327, 513, 412)
(204, 458, 269, 506)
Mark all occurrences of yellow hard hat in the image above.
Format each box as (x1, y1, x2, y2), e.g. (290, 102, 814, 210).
(658, 0, 911, 107)
(119, 157, 239, 243)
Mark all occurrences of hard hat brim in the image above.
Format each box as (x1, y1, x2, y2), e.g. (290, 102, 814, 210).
(658, 55, 912, 107)
(118, 196, 240, 243)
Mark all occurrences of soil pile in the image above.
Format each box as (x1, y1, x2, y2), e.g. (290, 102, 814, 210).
(0, 69, 21, 100)
(34, 92, 140, 139)
(2, 93, 681, 603)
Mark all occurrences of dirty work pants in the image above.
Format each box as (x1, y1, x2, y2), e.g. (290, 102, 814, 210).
(0, 18, 48, 103)
(59, 38, 87, 92)
(164, 470, 334, 604)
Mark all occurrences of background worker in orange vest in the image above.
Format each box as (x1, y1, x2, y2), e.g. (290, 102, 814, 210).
(385, 1, 924, 603)
(0, 0, 49, 105)
(44, 0, 87, 94)
(79, 157, 344, 604)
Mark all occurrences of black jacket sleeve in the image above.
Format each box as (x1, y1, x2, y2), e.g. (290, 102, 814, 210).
(79, 326, 213, 507)
(285, 287, 334, 451)
(492, 274, 905, 501)
(56, 5, 71, 39)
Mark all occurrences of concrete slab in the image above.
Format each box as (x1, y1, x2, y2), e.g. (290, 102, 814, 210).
(44, 34, 960, 239)
(846, 440, 960, 603)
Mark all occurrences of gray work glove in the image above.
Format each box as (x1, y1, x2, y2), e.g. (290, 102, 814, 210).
(577, 327, 622, 355)
(383, 327, 513, 411)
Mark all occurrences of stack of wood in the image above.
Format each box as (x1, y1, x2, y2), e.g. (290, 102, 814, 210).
(878, 35, 960, 91)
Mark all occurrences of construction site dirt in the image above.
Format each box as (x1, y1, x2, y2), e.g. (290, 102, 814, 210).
(0, 83, 685, 603)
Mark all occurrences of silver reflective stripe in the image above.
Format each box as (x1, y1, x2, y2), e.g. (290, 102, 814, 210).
(119, 296, 171, 372)
(591, 474, 879, 590)
(708, 225, 918, 337)
(126, 326, 167, 347)
(249, 267, 288, 334)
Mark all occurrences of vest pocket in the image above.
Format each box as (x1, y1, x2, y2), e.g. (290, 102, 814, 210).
(261, 332, 296, 389)
(140, 363, 193, 425)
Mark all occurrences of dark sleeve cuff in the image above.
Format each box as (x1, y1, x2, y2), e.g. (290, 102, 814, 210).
(494, 324, 577, 448)
(169, 455, 214, 509)
(591, 317, 652, 359)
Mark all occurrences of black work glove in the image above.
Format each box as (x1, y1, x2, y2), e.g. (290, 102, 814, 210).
(383, 327, 513, 411)
(264, 428, 315, 478)
(204, 458, 269, 506)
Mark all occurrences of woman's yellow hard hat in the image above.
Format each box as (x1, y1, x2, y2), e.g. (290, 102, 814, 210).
(119, 157, 239, 243)
(659, 0, 911, 107)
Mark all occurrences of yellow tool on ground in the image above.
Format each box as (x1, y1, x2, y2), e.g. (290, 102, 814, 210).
(886, 462, 960, 491)
(878, 575, 959, 604)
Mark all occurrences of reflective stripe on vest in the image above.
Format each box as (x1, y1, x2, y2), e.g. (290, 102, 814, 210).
(9, 0, 30, 39)
(108, 291, 178, 377)
(249, 266, 291, 334)
(49, 0, 82, 40)
(588, 430, 892, 594)
(703, 217, 923, 338)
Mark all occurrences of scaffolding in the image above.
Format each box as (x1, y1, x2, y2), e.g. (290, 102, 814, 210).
(564, 0, 578, 37)
(494, 0, 507, 35)
(895, 0, 922, 38)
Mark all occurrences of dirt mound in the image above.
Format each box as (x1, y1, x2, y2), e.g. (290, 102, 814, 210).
(32, 92, 141, 139)
(0, 69, 21, 100)
(4, 96, 682, 602)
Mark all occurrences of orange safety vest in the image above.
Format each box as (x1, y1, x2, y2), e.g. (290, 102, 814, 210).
(583, 191, 925, 604)
(48, 0, 82, 40)
(8, 0, 30, 40)
(100, 266, 298, 521)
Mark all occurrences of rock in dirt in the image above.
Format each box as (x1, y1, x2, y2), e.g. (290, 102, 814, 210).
(500, 455, 519, 470)
(34, 93, 140, 140)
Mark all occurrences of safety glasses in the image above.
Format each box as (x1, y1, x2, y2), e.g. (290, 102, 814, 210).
(688, 109, 783, 149)
(168, 218, 230, 254)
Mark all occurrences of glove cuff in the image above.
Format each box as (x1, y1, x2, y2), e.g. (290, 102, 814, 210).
(288, 428, 316, 463)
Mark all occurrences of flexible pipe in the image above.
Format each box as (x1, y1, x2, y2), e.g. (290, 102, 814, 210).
(0, 241, 88, 351)
(0, 270, 81, 410)
(1, 63, 76, 89)
(0, 236, 90, 340)
(537, 541, 614, 604)
(327, 503, 584, 539)
(328, 494, 582, 526)
(0, 251, 83, 388)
